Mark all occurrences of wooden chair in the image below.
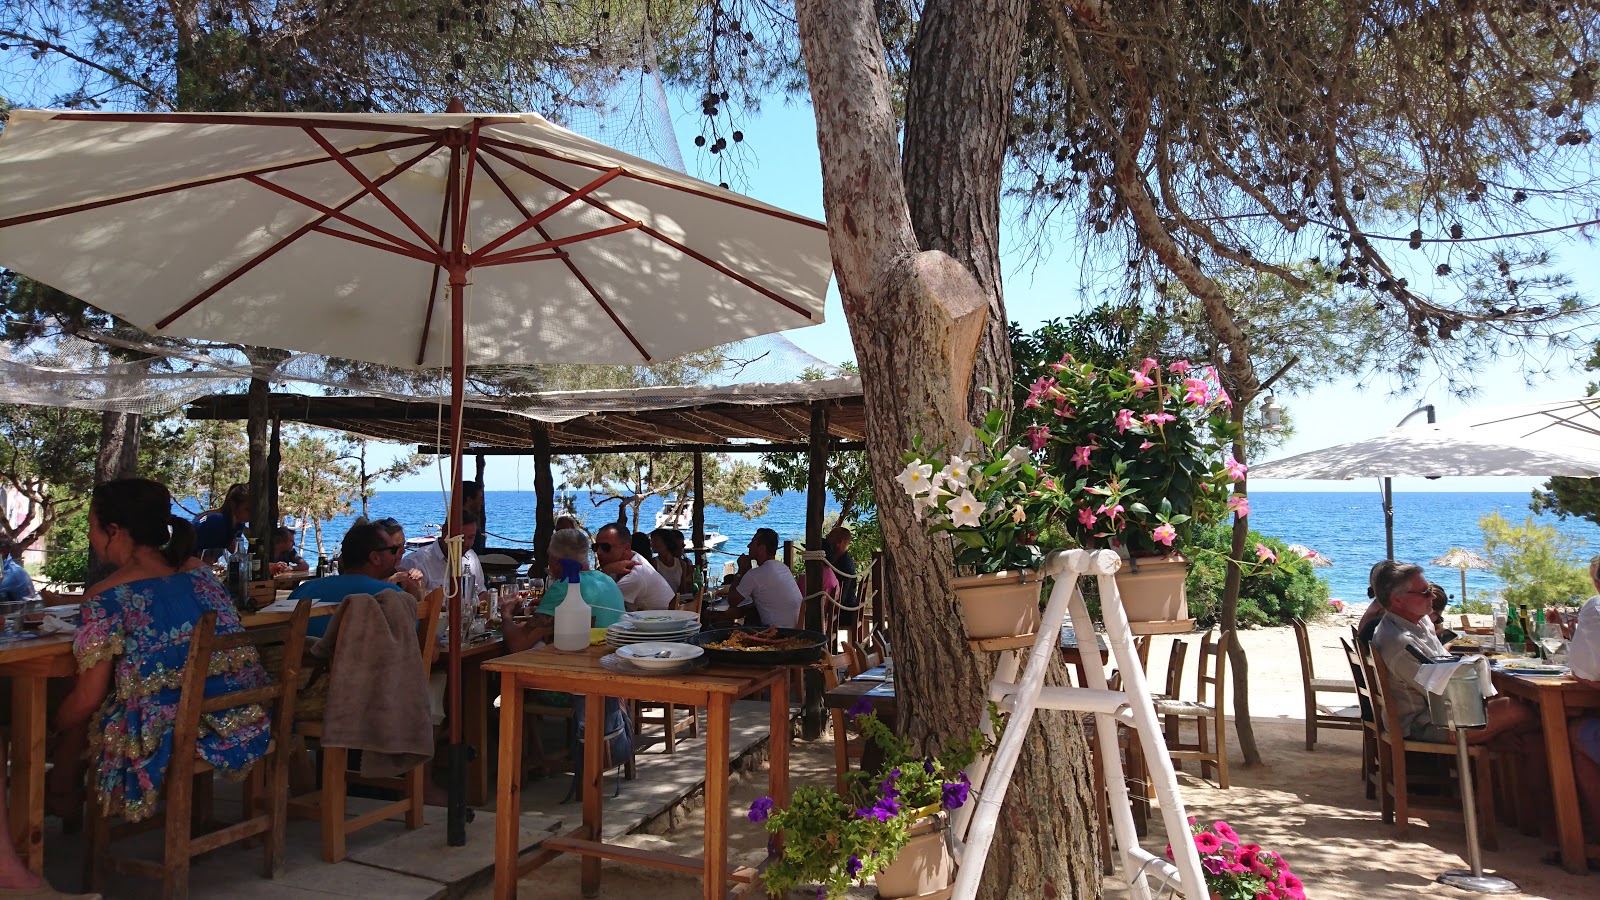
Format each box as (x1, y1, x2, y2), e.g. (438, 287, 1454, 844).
(821, 652, 863, 791)
(1339, 638, 1381, 800)
(844, 641, 883, 678)
(1154, 639, 1188, 749)
(1292, 616, 1361, 751)
(288, 589, 443, 863)
(1362, 641, 1497, 849)
(87, 601, 310, 900)
(1152, 629, 1230, 788)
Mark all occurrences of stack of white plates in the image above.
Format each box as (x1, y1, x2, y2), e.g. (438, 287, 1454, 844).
(606, 619, 700, 647)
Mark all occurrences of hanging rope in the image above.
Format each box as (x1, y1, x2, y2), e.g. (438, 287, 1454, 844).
(797, 549, 867, 611)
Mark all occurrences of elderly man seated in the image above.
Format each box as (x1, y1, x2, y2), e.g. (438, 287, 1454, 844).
(503, 528, 626, 654)
(1371, 562, 1536, 747)
(594, 522, 676, 612)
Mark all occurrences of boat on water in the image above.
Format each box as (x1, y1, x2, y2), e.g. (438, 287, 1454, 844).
(654, 495, 729, 551)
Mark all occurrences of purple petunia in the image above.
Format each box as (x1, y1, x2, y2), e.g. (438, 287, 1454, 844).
(848, 695, 875, 719)
(747, 796, 774, 823)
(855, 796, 901, 822)
(941, 778, 971, 810)
(881, 767, 902, 800)
(923, 757, 936, 775)
(847, 855, 863, 878)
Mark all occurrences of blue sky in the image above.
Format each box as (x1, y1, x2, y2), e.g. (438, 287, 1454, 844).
(389, 91, 1597, 493)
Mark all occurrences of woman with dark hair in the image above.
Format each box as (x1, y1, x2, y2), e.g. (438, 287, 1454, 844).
(50, 478, 271, 825)
(649, 527, 691, 594)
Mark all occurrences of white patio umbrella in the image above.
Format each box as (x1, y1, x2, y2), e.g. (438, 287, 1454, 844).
(1431, 547, 1493, 603)
(1447, 395, 1600, 453)
(0, 107, 832, 842)
(1250, 424, 1600, 560)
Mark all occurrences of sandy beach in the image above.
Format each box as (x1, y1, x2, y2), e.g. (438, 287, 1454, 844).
(477, 612, 1597, 899)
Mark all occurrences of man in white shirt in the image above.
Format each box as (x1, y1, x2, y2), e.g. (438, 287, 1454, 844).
(595, 523, 675, 612)
(731, 527, 803, 629)
(400, 509, 488, 609)
(1372, 563, 1534, 746)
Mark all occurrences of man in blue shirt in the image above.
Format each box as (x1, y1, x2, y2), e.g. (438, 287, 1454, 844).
(0, 535, 36, 603)
(192, 483, 250, 557)
(289, 523, 423, 638)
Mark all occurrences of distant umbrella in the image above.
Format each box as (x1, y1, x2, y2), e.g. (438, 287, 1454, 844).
(1431, 547, 1492, 602)
(1286, 544, 1333, 568)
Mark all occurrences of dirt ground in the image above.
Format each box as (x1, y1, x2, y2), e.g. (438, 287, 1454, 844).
(480, 613, 1599, 899)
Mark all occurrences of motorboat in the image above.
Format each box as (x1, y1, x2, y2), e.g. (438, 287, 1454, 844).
(654, 495, 728, 550)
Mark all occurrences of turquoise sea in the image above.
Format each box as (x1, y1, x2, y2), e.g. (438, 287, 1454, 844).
(292, 490, 1600, 604)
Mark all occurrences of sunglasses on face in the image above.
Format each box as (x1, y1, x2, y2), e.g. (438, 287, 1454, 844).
(378, 544, 404, 556)
(595, 542, 615, 553)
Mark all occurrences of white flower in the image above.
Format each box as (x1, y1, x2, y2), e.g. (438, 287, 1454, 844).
(945, 491, 986, 528)
(1002, 445, 1031, 469)
(896, 461, 934, 495)
(944, 455, 973, 489)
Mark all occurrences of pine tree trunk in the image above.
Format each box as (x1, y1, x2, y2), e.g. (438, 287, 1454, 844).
(1222, 407, 1263, 765)
(795, 2, 1100, 896)
(86, 410, 141, 584)
(247, 375, 271, 548)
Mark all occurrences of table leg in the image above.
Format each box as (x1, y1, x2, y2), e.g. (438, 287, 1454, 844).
(466, 656, 489, 806)
(581, 692, 604, 898)
(1537, 692, 1585, 874)
(493, 675, 525, 900)
(768, 670, 790, 811)
(704, 694, 732, 900)
(9, 676, 45, 874)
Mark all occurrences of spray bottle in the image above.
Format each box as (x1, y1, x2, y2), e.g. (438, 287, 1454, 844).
(554, 558, 592, 652)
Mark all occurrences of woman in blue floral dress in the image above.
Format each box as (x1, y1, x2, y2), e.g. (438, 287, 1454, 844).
(52, 478, 271, 823)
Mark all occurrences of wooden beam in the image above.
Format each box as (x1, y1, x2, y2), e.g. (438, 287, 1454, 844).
(417, 442, 865, 455)
(683, 408, 800, 443)
(533, 423, 554, 573)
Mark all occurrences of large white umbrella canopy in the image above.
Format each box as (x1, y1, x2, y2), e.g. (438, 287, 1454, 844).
(1248, 424, 1600, 480)
(0, 109, 831, 366)
(0, 107, 832, 844)
(1446, 396, 1600, 455)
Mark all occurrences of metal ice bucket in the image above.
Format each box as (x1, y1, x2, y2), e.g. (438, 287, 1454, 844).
(1426, 662, 1489, 729)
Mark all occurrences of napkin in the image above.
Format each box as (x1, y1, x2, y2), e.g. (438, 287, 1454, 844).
(37, 614, 77, 636)
(1414, 655, 1497, 699)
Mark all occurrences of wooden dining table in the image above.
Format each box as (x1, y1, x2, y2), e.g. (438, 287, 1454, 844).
(1490, 667, 1600, 874)
(485, 645, 790, 900)
(0, 599, 332, 873)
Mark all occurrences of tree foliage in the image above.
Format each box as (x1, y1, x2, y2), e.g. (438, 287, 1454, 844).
(1478, 510, 1592, 607)
(561, 451, 768, 532)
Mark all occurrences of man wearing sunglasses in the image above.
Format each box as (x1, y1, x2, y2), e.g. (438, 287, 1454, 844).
(288, 523, 424, 639)
(594, 523, 675, 612)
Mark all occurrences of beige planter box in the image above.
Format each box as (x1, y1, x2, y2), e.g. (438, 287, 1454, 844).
(953, 570, 1041, 640)
(1113, 554, 1190, 629)
(875, 810, 954, 900)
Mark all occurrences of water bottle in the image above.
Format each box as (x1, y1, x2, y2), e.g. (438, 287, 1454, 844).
(1491, 597, 1508, 653)
(553, 559, 592, 652)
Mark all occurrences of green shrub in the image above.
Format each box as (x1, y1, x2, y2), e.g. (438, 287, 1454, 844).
(1184, 524, 1331, 626)
(1476, 512, 1590, 608)
(41, 505, 89, 585)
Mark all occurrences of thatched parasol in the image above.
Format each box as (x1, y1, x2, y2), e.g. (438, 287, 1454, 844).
(1286, 543, 1333, 568)
(1431, 547, 1492, 602)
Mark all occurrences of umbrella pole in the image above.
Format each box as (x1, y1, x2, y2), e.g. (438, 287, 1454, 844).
(1459, 568, 1468, 606)
(446, 272, 468, 846)
(1382, 476, 1395, 561)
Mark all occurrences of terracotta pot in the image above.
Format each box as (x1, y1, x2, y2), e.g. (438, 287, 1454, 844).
(952, 569, 1041, 640)
(1113, 554, 1190, 626)
(875, 810, 954, 900)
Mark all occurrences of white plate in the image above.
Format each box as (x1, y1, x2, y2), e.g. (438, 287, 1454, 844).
(598, 653, 704, 676)
(606, 630, 700, 647)
(621, 610, 701, 633)
(607, 624, 699, 641)
(616, 642, 706, 670)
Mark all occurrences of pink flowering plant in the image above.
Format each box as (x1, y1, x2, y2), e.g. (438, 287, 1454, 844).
(751, 703, 996, 899)
(1170, 819, 1304, 900)
(900, 406, 1053, 574)
(1018, 355, 1245, 556)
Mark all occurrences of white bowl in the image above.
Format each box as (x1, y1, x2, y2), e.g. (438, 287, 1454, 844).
(616, 642, 705, 670)
(622, 610, 702, 634)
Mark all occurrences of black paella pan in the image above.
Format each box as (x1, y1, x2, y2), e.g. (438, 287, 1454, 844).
(691, 626, 828, 665)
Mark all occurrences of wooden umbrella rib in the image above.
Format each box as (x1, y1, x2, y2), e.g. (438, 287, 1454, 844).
(0, 135, 436, 231)
(473, 252, 567, 268)
(470, 165, 626, 261)
(303, 126, 443, 254)
(473, 221, 642, 266)
(48, 111, 525, 133)
(416, 144, 460, 367)
(153, 139, 442, 331)
(310, 225, 441, 265)
(478, 145, 814, 321)
(474, 135, 827, 231)
(243, 174, 434, 258)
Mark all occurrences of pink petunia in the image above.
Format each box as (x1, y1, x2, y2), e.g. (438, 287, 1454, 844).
(1213, 821, 1240, 846)
(1078, 507, 1098, 528)
(1139, 357, 1159, 376)
(1140, 440, 1154, 450)
(1054, 402, 1075, 418)
(1072, 445, 1094, 468)
(1224, 458, 1248, 481)
(1026, 424, 1050, 451)
(1152, 524, 1177, 546)
(1182, 377, 1210, 405)
(1227, 494, 1250, 517)
(1193, 831, 1222, 854)
(1169, 360, 1192, 374)
(1130, 371, 1155, 395)
(1041, 476, 1056, 489)
(1097, 501, 1124, 522)
(1255, 543, 1277, 563)
(1024, 375, 1057, 410)
(1217, 388, 1233, 409)
(1113, 408, 1136, 433)
(1144, 412, 1176, 426)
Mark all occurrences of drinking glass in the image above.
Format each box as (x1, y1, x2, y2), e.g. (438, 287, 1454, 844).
(499, 584, 520, 620)
(0, 600, 25, 636)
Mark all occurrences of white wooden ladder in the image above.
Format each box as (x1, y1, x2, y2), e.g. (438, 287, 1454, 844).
(950, 548, 1208, 900)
